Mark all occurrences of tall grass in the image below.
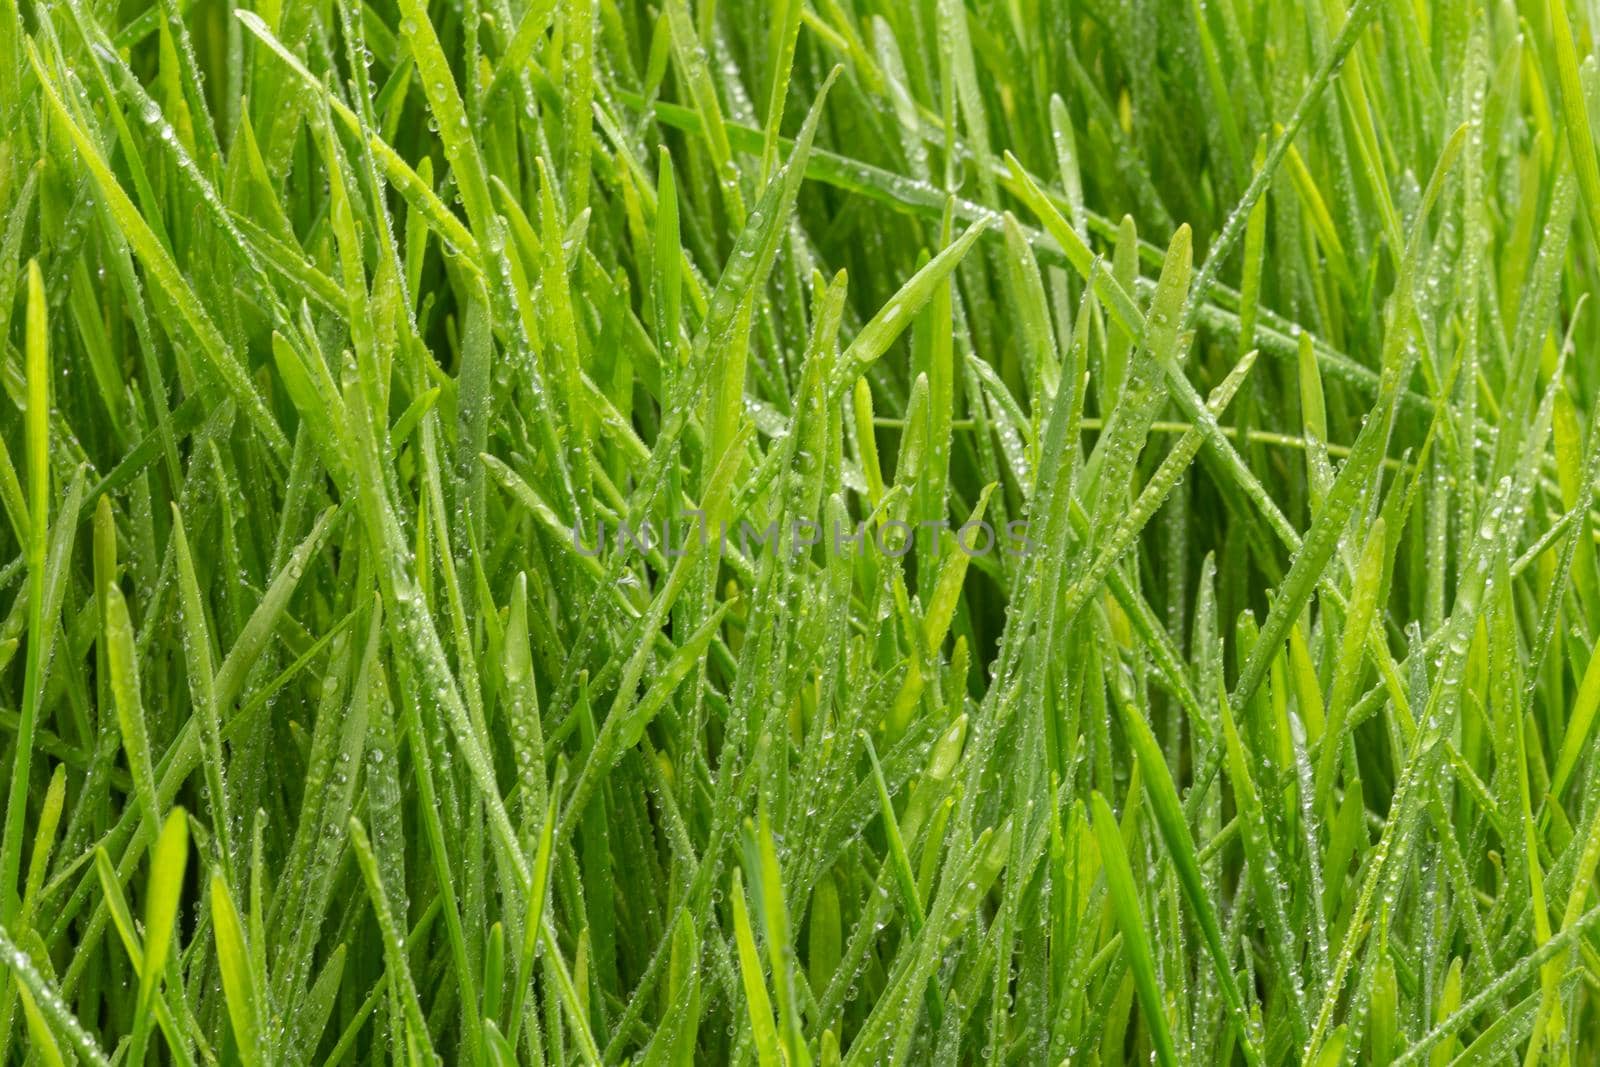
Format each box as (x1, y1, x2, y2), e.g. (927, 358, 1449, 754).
(2, 0, 1600, 1062)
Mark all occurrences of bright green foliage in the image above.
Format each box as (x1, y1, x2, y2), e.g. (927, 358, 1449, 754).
(4, 0, 1600, 1064)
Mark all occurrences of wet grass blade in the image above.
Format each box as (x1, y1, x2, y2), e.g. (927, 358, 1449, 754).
(1090, 792, 1177, 1067)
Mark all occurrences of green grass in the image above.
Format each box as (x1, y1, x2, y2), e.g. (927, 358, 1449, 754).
(4, 0, 1600, 1062)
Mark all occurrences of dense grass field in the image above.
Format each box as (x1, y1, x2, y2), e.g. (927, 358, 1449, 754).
(6, 0, 1600, 1062)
